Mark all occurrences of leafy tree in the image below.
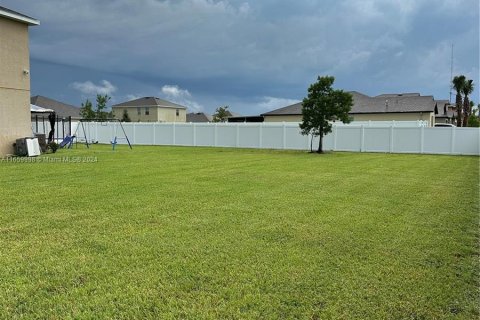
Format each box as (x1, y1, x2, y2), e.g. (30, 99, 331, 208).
(467, 103, 479, 127)
(95, 94, 111, 120)
(80, 94, 112, 120)
(452, 75, 465, 127)
(462, 79, 474, 127)
(299, 76, 353, 153)
(121, 109, 131, 122)
(213, 106, 230, 122)
(80, 99, 95, 120)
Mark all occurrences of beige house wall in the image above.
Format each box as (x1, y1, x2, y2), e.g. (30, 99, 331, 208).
(0, 18, 31, 156)
(264, 112, 435, 126)
(351, 112, 435, 126)
(113, 106, 186, 122)
(263, 115, 302, 122)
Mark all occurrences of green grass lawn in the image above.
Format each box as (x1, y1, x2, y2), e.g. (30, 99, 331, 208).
(0, 145, 478, 319)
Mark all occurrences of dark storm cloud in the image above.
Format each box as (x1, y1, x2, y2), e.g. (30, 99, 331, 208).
(1, 0, 478, 114)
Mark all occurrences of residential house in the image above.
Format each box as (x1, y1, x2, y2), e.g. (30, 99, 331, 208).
(187, 112, 212, 122)
(434, 100, 456, 124)
(261, 92, 437, 126)
(31, 95, 81, 119)
(0, 6, 39, 156)
(112, 97, 186, 122)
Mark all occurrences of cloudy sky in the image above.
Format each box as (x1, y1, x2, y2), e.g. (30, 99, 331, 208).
(3, 0, 479, 115)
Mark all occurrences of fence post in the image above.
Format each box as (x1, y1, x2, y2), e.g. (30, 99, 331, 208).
(132, 123, 136, 144)
(450, 126, 456, 154)
(259, 123, 263, 149)
(333, 125, 338, 151)
(389, 125, 394, 153)
(214, 123, 218, 147)
(152, 123, 156, 145)
(283, 122, 286, 149)
(360, 125, 365, 152)
(95, 122, 98, 142)
(172, 122, 176, 145)
(236, 123, 240, 147)
(420, 126, 424, 154)
(193, 123, 196, 146)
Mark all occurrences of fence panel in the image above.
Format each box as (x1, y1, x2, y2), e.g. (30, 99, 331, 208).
(238, 124, 260, 148)
(364, 127, 390, 152)
(454, 128, 479, 155)
(216, 124, 236, 147)
(195, 124, 216, 147)
(72, 122, 479, 155)
(423, 127, 453, 154)
(174, 124, 194, 146)
(335, 127, 362, 152)
(392, 127, 421, 153)
(262, 125, 284, 149)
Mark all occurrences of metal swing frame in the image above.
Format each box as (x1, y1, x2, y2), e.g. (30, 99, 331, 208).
(73, 119, 132, 149)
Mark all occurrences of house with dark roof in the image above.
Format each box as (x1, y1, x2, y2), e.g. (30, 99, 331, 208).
(261, 91, 438, 126)
(434, 100, 456, 124)
(0, 6, 39, 156)
(112, 97, 187, 122)
(31, 95, 81, 119)
(186, 112, 213, 122)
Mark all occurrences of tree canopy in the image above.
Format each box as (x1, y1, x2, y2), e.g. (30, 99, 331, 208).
(80, 94, 112, 120)
(299, 76, 353, 153)
(452, 75, 476, 127)
(212, 106, 230, 122)
(80, 99, 95, 120)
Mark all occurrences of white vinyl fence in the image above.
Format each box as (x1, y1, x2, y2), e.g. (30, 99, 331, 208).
(70, 122, 479, 155)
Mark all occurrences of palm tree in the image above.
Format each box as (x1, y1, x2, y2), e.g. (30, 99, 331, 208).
(452, 75, 466, 127)
(462, 79, 474, 127)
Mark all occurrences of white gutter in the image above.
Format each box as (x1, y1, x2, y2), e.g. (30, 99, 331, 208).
(0, 9, 40, 26)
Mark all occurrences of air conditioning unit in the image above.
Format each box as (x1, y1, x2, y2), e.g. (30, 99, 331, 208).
(15, 137, 41, 157)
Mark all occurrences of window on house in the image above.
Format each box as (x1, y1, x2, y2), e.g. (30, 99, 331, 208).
(176, 109, 179, 116)
(145, 107, 150, 115)
(137, 107, 141, 115)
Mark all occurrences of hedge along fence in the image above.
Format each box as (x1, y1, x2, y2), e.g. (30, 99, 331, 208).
(71, 122, 479, 155)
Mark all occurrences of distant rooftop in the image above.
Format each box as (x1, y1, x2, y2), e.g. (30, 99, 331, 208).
(261, 91, 437, 116)
(112, 97, 187, 109)
(187, 112, 213, 122)
(31, 96, 81, 118)
(0, 6, 39, 25)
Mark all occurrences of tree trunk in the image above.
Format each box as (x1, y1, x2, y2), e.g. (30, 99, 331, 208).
(456, 93, 463, 127)
(463, 97, 470, 127)
(317, 128, 323, 153)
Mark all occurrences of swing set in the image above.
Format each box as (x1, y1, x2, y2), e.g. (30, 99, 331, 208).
(72, 119, 132, 150)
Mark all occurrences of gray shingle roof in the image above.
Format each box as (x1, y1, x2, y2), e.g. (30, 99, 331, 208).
(0, 6, 39, 25)
(261, 92, 436, 116)
(350, 93, 435, 114)
(186, 112, 213, 122)
(435, 100, 456, 118)
(375, 93, 420, 98)
(31, 96, 81, 118)
(112, 97, 186, 109)
(260, 103, 302, 116)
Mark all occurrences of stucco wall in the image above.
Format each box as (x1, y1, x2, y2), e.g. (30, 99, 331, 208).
(263, 115, 302, 122)
(351, 112, 435, 126)
(113, 106, 186, 122)
(0, 18, 31, 156)
(264, 112, 435, 126)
